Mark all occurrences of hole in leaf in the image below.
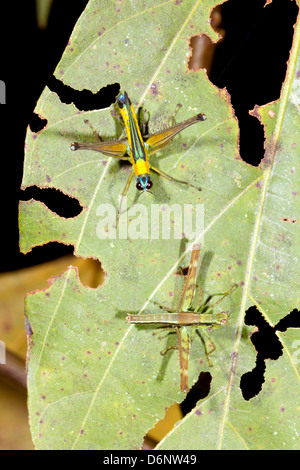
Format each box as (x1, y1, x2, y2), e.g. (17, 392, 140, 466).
(188, 5, 225, 74)
(240, 356, 266, 401)
(188, 34, 216, 72)
(21, 241, 74, 263)
(276, 309, 300, 331)
(19, 249, 104, 290)
(180, 372, 212, 416)
(240, 306, 300, 400)
(207, 0, 298, 166)
(47, 75, 120, 111)
(144, 402, 184, 449)
(29, 113, 48, 132)
(21, 186, 83, 218)
(76, 257, 105, 289)
(245, 306, 283, 361)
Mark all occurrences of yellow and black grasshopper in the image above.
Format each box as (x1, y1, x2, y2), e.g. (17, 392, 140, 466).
(71, 91, 206, 215)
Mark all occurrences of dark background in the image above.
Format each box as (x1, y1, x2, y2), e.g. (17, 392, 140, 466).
(0, 0, 298, 273)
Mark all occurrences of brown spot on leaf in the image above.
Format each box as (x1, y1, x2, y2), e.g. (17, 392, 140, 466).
(280, 217, 297, 223)
(150, 82, 158, 95)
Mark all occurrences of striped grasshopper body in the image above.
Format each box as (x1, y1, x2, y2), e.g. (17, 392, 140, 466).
(71, 92, 206, 217)
(127, 244, 236, 392)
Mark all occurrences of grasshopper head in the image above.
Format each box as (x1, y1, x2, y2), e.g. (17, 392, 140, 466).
(136, 175, 153, 192)
(117, 92, 128, 109)
(215, 312, 228, 326)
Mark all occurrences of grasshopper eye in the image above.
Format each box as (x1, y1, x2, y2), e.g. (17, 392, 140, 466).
(136, 181, 143, 190)
(117, 94, 125, 108)
(147, 180, 153, 190)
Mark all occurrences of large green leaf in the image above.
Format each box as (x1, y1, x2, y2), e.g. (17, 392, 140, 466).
(20, 0, 300, 449)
